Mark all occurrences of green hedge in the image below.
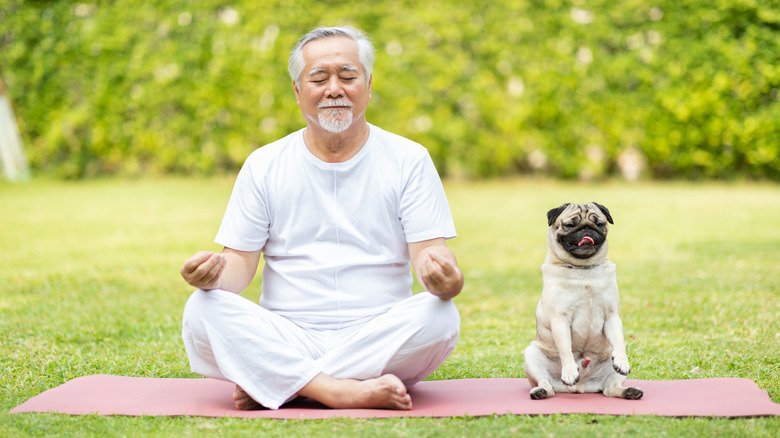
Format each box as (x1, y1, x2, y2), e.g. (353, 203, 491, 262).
(1, 0, 779, 179)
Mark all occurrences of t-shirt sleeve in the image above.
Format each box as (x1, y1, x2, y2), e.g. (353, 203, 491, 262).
(399, 150, 457, 242)
(214, 160, 270, 251)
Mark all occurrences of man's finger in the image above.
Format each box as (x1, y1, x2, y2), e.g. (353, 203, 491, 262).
(183, 251, 214, 274)
(195, 253, 223, 278)
(204, 255, 226, 284)
(423, 259, 449, 289)
(430, 254, 462, 280)
(426, 252, 456, 278)
(419, 261, 438, 290)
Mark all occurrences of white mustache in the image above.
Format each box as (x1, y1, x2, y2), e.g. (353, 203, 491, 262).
(318, 99, 353, 109)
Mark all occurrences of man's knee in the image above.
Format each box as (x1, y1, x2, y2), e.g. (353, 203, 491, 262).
(183, 289, 214, 325)
(406, 292, 460, 340)
(381, 294, 459, 385)
(182, 288, 247, 328)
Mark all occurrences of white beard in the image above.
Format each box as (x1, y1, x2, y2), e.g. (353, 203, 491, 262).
(317, 108, 353, 133)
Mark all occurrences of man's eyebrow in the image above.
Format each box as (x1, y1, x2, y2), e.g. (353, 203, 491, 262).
(307, 65, 358, 76)
(307, 67, 327, 76)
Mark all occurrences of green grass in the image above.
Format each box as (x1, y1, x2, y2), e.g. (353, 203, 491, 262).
(1, 177, 778, 436)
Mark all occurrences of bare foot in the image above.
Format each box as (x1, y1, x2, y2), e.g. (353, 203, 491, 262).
(300, 373, 412, 410)
(232, 385, 261, 410)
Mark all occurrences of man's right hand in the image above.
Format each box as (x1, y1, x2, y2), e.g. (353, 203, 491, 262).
(181, 251, 226, 290)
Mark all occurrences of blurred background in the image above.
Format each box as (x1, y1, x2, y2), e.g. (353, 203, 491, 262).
(1, 0, 778, 181)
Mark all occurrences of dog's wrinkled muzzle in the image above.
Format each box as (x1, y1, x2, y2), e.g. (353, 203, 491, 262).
(559, 227, 605, 258)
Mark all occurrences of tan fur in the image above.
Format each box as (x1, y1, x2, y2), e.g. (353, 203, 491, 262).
(523, 203, 642, 400)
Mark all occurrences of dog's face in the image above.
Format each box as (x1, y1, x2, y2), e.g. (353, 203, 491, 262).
(546, 202, 613, 265)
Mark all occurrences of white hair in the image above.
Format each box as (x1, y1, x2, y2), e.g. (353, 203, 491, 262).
(288, 26, 375, 86)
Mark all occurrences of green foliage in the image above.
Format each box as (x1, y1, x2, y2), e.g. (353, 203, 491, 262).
(1, 0, 779, 179)
(1, 178, 779, 435)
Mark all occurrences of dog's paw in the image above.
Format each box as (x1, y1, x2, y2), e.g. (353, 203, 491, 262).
(530, 387, 549, 400)
(561, 364, 580, 386)
(612, 355, 630, 375)
(623, 387, 643, 400)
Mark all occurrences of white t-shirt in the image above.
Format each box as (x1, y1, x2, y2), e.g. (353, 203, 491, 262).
(215, 124, 456, 330)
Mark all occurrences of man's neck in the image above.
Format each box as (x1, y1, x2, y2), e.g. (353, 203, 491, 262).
(303, 121, 370, 163)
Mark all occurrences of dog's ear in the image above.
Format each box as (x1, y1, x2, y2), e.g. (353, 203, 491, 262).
(593, 202, 614, 224)
(547, 204, 570, 226)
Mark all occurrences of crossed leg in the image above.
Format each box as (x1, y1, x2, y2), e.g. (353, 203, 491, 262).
(233, 374, 412, 410)
(183, 290, 458, 410)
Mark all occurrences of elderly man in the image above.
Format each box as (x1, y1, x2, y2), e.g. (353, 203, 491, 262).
(180, 26, 463, 411)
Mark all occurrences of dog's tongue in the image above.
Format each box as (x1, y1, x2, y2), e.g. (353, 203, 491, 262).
(577, 236, 595, 247)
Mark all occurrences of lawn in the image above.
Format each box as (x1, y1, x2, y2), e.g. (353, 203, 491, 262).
(1, 177, 778, 436)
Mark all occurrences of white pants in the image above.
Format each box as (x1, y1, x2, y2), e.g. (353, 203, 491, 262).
(181, 289, 460, 409)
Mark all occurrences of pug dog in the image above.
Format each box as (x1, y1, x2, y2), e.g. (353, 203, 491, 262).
(523, 202, 642, 400)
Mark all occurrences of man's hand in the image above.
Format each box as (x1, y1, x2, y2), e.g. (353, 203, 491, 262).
(417, 250, 463, 300)
(181, 251, 226, 290)
(409, 239, 464, 300)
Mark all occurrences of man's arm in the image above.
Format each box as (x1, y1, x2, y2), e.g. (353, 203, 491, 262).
(180, 247, 261, 294)
(408, 238, 464, 300)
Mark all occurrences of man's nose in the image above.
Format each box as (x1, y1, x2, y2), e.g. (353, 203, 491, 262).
(324, 77, 344, 97)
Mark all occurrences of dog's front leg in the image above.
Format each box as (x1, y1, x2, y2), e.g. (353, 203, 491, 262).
(550, 317, 579, 385)
(604, 312, 630, 375)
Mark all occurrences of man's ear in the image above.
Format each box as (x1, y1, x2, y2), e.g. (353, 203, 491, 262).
(293, 80, 301, 104)
(368, 74, 373, 99)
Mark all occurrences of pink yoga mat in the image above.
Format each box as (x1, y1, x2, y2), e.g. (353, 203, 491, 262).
(10, 375, 780, 418)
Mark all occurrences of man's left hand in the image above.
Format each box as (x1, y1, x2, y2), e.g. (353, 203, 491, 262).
(415, 246, 464, 300)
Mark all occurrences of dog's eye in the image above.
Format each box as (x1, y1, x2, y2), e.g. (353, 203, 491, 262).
(562, 220, 577, 228)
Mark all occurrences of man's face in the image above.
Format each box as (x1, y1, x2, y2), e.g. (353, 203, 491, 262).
(294, 37, 372, 134)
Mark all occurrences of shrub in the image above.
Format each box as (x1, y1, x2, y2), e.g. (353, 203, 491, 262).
(1, 0, 778, 179)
